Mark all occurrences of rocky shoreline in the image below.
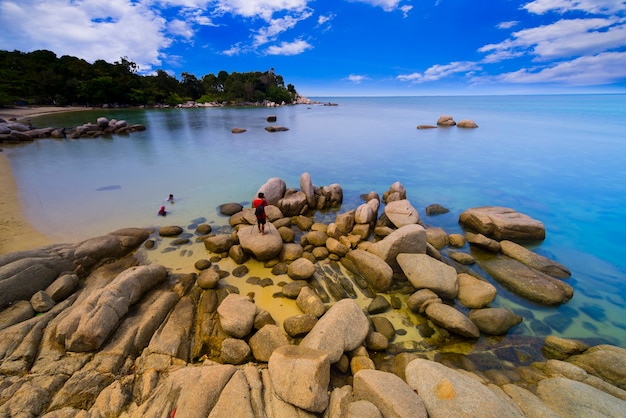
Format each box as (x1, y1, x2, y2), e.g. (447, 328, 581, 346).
(1, 174, 625, 417)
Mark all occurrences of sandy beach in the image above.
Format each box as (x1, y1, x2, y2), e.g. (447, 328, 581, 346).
(0, 106, 91, 253)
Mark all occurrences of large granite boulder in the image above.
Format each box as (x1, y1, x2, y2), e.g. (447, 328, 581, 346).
(459, 206, 546, 242)
(287, 258, 316, 280)
(406, 358, 524, 417)
(468, 307, 523, 335)
(368, 224, 427, 271)
(0, 251, 75, 310)
(203, 234, 235, 253)
(353, 369, 427, 418)
(474, 250, 573, 305)
(335, 210, 355, 234)
(72, 228, 150, 269)
(355, 200, 378, 224)
(268, 345, 330, 413)
(300, 172, 316, 209)
(500, 240, 571, 278)
(217, 294, 259, 338)
(457, 119, 478, 128)
(567, 345, 626, 390)
(131, 365, 239, 416)
(0, 300, 35, 331)
(54, 264, 168, 352)
(424, 303, 480, 338)
(257, 177, 287, 206)
(456, 273, 497, 309)
(300, 299, 369, 363)
(296, 286, 326, 318)
(237, 225, 283, 261)
(384, 199, 419, 228)
(437, 115, 456, 126)
(536, 377, 626, 416)
(278, 191, 308, 216)
(248, 324, 290, 362)
(383, 182, 407, 203)
(343, 249, 393, 292)
(397, 253, 458, 299)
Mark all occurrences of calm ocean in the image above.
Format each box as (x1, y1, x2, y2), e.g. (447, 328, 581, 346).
(6, 94, 626, 347)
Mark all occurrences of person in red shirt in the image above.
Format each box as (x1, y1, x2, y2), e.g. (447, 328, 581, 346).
(252, 192, 268, 234)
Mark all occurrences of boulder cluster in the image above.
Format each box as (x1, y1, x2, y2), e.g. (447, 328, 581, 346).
(0, 116, 145, 143)
(417, 115, 478, 129)
(1, 176, 625, 417)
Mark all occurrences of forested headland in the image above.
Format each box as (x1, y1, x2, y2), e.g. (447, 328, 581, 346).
(0, 50, 299, 107)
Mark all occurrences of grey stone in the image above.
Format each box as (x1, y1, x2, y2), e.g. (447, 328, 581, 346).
(300, 299, 369, 363)
(268, 345, 330, 413)
(469, 308, 523, 335)
(249, 324, 290, 362)
(343, 249, 393, 292)
(425, 303, 480, 338)
(384, 199, 419, 228)
(354, 369, 427, 418)
(406, 358, 524, 418)
(459, 206, 546, 242)
(217, 294, 258, 338)
(397, 253, 458, 299)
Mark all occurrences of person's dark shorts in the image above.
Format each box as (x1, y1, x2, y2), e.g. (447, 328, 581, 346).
(257, 217, 267, 224)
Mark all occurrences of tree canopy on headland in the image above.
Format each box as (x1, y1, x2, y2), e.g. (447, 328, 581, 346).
(0, 50, 298, 107)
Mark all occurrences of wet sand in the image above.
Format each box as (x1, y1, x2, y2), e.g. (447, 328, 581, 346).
(0, 106, 91, 253)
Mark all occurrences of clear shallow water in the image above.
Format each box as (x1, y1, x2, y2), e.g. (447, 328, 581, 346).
(5, 95, 626, 347)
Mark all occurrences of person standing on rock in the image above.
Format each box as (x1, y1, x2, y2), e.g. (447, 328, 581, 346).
(253, 192, 268, 234)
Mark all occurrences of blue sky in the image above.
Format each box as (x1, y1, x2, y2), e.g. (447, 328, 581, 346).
(1, 0, 625, 96)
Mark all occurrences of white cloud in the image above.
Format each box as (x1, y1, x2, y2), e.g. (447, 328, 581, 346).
(0, 0, 170, 71)
(211, 0, 310, 21)
(400, 5, 413, 18)
(253, 10, 313, 46)
(497, 21, 518, 29)
(397, 61, 481, 83)
(168, 19, 195, 40)
(222, 43, 244, 56)
(346, 74, 369, 83)
(265, 39, 312, 55)
(523, 0, 626, 15)
(317, 13, 335, 25)
(346, 0, 404, 12)
(495, 51, 626, 85)
(480, 17, 626, 62)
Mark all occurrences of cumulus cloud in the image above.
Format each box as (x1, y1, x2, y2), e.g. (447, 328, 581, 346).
(168, 19, 195, 40)
(0, 0, 170, 71)
(265, 39, 312, 55)
(397, 61, 481, 82)
(523, 0, 626, 15)
(211, 0, 309, 21)
(495, 51, 626, 85)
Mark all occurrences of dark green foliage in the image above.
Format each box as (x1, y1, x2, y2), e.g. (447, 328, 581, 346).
(0, 50, 298, 107)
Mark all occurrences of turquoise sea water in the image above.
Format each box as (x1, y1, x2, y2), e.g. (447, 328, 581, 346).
(5, 94, 626, 347)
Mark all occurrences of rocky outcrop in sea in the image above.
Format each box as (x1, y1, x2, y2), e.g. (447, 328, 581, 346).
(0, 116, 145, 143)
(1, 174, 625, 417)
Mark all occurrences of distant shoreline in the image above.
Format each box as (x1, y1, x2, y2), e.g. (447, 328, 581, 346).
(0, 105, 93, 122)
